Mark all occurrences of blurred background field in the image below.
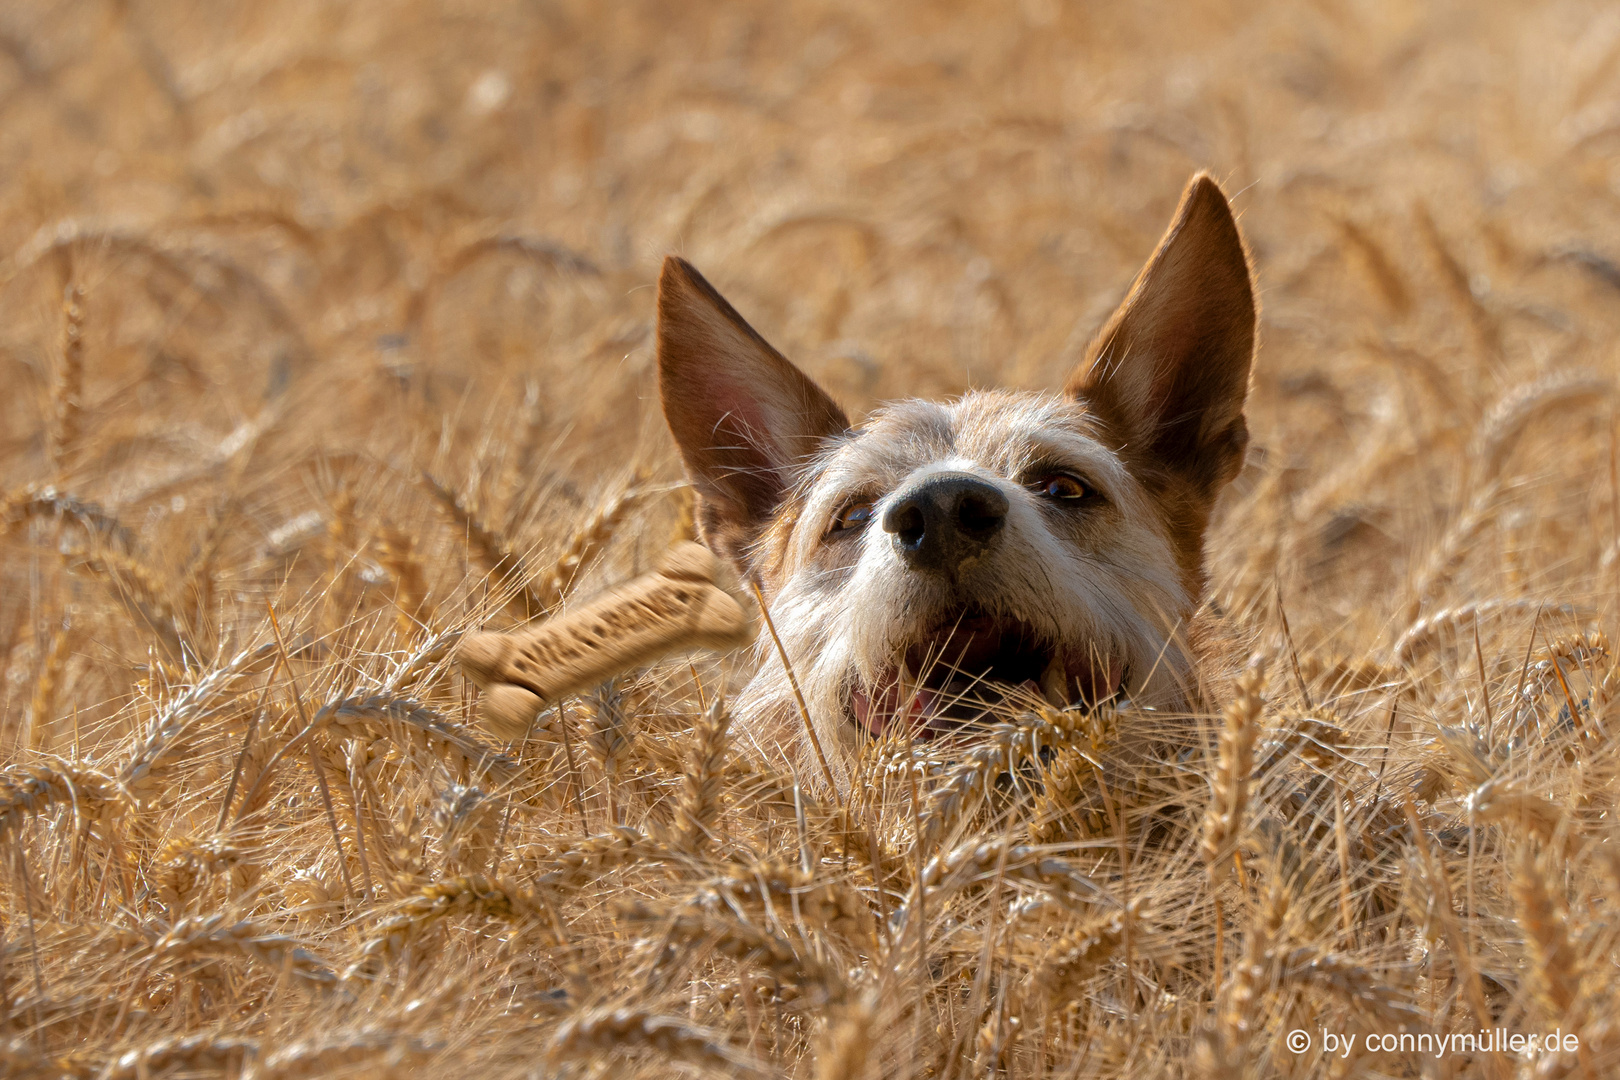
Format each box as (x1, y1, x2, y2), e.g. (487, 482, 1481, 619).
(2, 1, 1620, 1077)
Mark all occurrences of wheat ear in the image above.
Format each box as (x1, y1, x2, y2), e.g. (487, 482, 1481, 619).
(676, 696, 732, 851)
(150, 913, 336, 984)
(1202, 663, 1265, 882)
(100, 1034, 259, 1080)
(50, 282, 85, 466)
(422, 471, 542, 617)
(548, 1007, 766, 1076)
(534, 480, 647, 610)
(1512, 844, 1582, 1020)
(0, 761, 117, 841)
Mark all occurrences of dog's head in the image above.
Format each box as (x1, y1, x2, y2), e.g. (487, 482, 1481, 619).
(657, 174, 1256, 753)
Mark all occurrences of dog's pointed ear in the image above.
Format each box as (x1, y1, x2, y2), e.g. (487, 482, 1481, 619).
(658, 256, 850, 565)
(1065, 174, 1256, 497)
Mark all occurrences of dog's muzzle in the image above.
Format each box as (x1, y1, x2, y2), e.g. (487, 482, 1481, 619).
(881, 472, 1008, 578)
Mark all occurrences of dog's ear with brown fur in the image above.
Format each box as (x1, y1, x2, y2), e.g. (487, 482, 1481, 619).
(658, 256, 850, 566)
(1066, 173, 1257, 500)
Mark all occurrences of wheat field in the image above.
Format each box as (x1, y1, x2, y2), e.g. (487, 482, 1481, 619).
(1, 0, 1619, 1076)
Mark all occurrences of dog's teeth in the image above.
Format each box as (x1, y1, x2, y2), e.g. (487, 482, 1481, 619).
(1039, 654, 1068, 708)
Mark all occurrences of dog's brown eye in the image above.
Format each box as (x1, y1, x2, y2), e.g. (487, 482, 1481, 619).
(829, 501, 874, 534)
(1033, 474, 1087, 501)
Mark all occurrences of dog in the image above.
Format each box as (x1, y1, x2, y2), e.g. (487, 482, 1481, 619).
(657, 173, 1256, 761)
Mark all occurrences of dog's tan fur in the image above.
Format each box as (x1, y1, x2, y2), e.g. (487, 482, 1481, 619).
(658, 173, 1257, 764)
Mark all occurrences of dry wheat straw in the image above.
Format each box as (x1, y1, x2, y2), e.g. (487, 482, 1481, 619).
(1032, 908, 1130, 1001)
(375, 524, 435, 637)
(1198, 867, 1289, 1077)
(1277, 946, 1419, 1022)
(315, 694, 516, 782)
(1469, 371, 1613, 484)
(0, 487, 134, 546)
(888, 839, 1112, 947)
(1028, 746, 1107, 843)
(75, 549, 185, 653)
(432, 782, 497, 871)
(2, 1038, 91, 1080)
(580, 682, 637, 796)
(1392, 599, 1561, 665)
(1403, 374, 1614, 628)
(383, 628, 463, 694)
(247, 1031, 438, 1079)
(697, 858, 872, 936)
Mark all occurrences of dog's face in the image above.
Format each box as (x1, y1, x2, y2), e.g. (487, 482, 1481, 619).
(657, 174, 1256, 753)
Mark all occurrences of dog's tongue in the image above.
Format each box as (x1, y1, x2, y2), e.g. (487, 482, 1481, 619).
(852, 656, 1125, 740)
(852, 684, 938, 738)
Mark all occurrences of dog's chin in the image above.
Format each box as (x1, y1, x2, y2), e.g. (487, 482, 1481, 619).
(848, 609, 1124, 740)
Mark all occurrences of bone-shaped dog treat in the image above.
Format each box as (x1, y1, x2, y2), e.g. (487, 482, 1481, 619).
(457, 541, 757, 741)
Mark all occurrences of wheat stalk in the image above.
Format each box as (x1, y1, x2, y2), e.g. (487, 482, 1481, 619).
(1197, 867, 1290, 1078)
(1030, 908, 1130, 1002)
(1276, 946, 1421, 1023)
(314, 694, 517, 783)
(815, 991, 877, 1080)
(432, 782, 497, 871)
(0, 487, 134, 546)
(247, 1031, 439, 1079)
(579, 681, 638, 812)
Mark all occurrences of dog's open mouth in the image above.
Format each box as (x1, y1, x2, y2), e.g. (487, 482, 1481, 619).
(850, 610, 1124, 739)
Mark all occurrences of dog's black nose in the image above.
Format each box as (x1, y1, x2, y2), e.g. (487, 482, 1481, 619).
(882, 472, 1009, 574)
